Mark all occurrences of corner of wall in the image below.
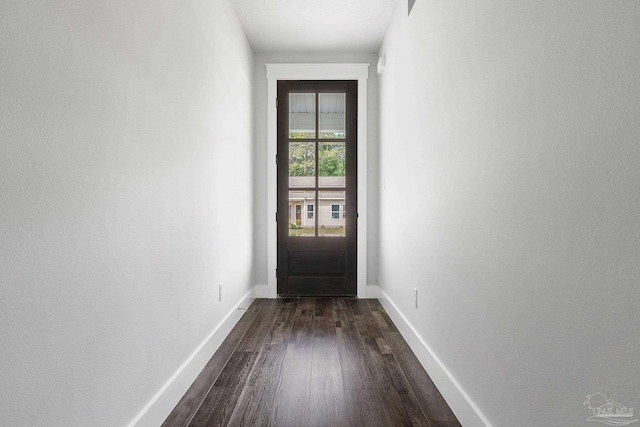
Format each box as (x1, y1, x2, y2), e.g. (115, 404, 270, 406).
(366, 284, 380, 298)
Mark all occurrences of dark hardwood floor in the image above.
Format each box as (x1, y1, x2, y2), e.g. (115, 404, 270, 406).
(162, 298, 461, 427)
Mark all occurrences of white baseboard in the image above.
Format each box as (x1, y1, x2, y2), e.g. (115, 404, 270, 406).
(254, 284, 378, 299)
(378, 289, 492, 427)
(366, 284, 380, 298)
(127, 289, 255, 427)
(253, 283, 276, 298)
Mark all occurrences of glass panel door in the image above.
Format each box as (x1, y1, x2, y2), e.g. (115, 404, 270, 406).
(277, 80, 357, 297)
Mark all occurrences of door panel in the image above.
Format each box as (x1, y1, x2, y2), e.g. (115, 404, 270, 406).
(288, 252, 345, 276)
(277, 80, 357, 296)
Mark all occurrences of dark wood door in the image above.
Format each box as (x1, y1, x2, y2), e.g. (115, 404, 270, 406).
(277, 80, 357, 296)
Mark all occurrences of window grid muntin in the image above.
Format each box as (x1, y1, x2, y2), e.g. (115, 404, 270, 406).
(289, 91, 346, 237)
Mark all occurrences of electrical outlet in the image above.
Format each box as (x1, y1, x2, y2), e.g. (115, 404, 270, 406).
(413, 287, 418, 308)
(219, 283, 223, 301)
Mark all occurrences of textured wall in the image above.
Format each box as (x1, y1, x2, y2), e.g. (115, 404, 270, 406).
(0, 0, 253, 425)
(378, 1, 640, 425)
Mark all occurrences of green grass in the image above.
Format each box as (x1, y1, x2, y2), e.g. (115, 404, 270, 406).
(289, 227, 345, 237)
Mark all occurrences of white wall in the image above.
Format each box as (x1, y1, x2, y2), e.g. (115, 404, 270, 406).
(253, 52, 380, 289)
(0, 1, 254, 425)
(378, 1, 640, 426)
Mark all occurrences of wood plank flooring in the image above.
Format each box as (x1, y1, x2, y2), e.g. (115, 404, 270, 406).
(162, 298, 461, 427)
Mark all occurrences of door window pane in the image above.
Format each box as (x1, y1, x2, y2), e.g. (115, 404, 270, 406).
(289, 141, 315, 187)
(289, 93, 316, 139)
(289, 191, 315, 236)
(318, 191, 345, 237)
(319, 93, 345, 139)
(318, 141, 345, 188)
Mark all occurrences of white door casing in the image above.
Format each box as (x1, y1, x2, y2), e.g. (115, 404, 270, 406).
(265, 63, 369, 298)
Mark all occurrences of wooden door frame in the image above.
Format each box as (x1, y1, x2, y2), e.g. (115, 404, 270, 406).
(265, 63, 369, 298)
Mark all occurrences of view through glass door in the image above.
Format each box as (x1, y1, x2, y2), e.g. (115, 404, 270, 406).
(277, 80, 357, 296)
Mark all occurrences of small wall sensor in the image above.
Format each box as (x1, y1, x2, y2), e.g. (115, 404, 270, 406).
(408, 0, 416, 15)
(377, 55, 386, 74)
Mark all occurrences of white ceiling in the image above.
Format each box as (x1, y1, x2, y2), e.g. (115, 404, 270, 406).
(290, 93, 345, 113)
(229, 0, 400, 53)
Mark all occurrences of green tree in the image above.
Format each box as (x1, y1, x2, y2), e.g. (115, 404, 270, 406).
(288, 142, 345, 177)
(319, 144, 345, 176)
(289, 142, 315, 176)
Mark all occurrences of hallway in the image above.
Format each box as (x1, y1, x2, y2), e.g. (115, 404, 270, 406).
(163, 298, 460, 426)
(2, 1, 639, 425)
